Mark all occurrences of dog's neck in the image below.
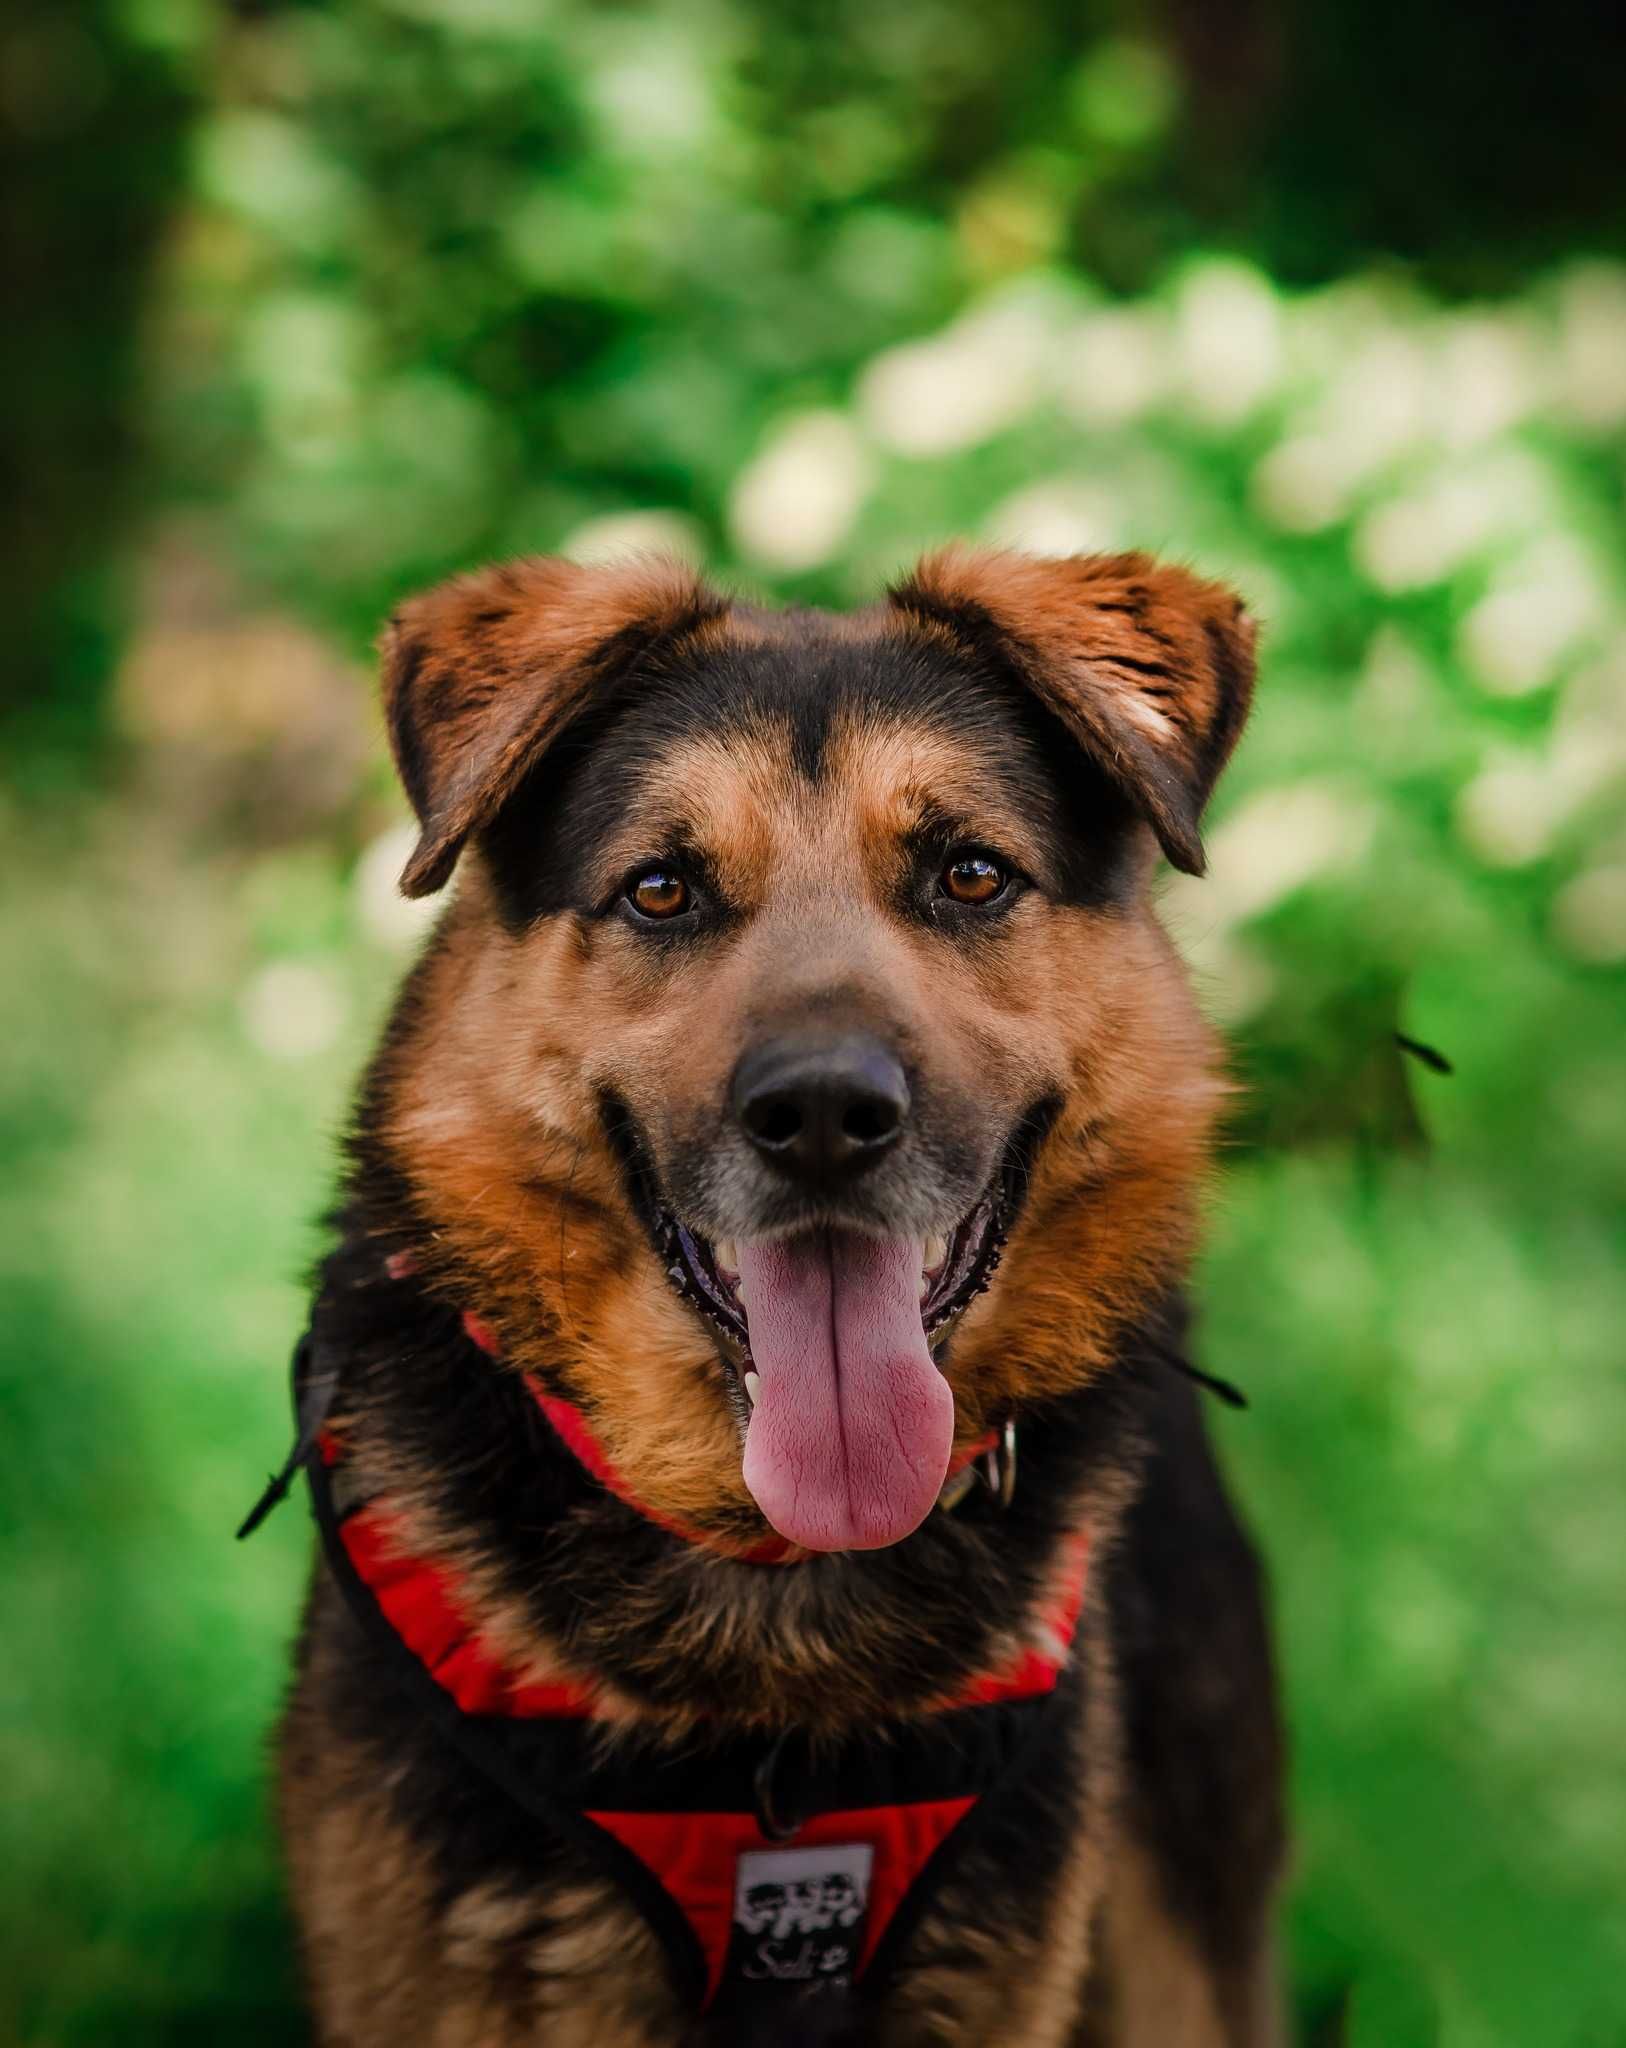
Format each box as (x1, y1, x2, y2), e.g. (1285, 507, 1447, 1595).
(318, 907, 1224, 1736)
(313, 1150, 1186, 1739)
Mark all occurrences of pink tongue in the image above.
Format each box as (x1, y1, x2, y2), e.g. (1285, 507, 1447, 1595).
(737, 1231, 954, 1551)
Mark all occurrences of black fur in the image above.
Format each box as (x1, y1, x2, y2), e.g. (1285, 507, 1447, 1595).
(1105, 1362, 1287, 2018)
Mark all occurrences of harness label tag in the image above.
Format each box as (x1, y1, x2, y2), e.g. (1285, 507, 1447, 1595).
(723, 1841, 873, 2000)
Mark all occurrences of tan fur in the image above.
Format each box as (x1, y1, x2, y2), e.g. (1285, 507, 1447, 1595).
(353, 560, 1247, 1726)
(1086, 1841, 1288, 2048)
(282, 1650, 679, 2044)
(1096, 1842, 1231, 2046)
(887, 1590, 1126, 2047)
(281, 1601, 1120, 2048)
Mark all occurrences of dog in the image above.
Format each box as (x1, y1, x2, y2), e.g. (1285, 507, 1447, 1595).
(272, 545, 1286, 2046)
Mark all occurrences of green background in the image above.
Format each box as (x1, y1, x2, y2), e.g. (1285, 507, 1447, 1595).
(3, 3, 1624, 2043)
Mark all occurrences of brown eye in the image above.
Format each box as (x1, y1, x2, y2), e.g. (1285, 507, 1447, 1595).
(941, 855, 1006, 906)
(628, 869, 690, 919)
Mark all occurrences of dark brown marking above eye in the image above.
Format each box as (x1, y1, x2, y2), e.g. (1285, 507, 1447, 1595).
(941, 854, 1006, 905)
(629, 869, 690, 919)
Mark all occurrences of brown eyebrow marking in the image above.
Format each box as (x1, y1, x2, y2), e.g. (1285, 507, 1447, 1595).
(582, 729, 786, 905)
(822, 715, 1057, 882)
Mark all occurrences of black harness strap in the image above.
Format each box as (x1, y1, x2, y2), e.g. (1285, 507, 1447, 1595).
(235, 1333, 337, 1540)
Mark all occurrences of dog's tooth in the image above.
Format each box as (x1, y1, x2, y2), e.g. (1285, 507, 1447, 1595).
(716, 1238, 739, 1277)
(733, 1280, 749, 1308)
(923, 1233, 948, 1271)
(743, 1370, 761, 1406)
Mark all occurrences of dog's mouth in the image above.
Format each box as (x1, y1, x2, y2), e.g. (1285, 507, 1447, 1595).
(598, 1094, 1055, 1555)
(669, 1200, 1002, 1363)
(660, 1207, 1003, 1554)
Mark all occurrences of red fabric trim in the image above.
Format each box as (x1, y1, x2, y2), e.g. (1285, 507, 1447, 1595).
(331, 1495, 1078, 2000)
(531, 1387, 797, 1565)
(586, 1798, 976, 2005)
(536, 1383, 999, 1567)
(951, 1647, 1065, 1708)
(462, 1310, 499, 1355)
(339, 1505, 600, 1718)
(466, 1306, 794, 1562)
(939, 1529, 1091, 1706)
(465, 1307, 1000, 1570)
(335, 1498, 1087, 1721)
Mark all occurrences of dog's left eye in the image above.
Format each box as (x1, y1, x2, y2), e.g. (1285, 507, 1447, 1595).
(939, 854, 1008, 906)
(627, 868, 691, 920)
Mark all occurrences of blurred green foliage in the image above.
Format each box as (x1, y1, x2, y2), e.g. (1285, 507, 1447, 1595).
(2, 3, 1624, 2045)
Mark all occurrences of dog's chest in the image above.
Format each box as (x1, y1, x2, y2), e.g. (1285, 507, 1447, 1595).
(436, 1857, 1086, 2048)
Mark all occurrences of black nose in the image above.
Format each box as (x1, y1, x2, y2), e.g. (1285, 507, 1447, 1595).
(731, 1031, 910, 1181)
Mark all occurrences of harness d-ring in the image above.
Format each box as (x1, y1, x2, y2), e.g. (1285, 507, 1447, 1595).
(978, 1419, 1017, 1509)
(752, 1729, 806, 1841)
(940, 1419, 1019, 1517)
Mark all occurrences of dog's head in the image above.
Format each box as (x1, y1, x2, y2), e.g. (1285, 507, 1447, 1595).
(374, 548, 1255, 1552)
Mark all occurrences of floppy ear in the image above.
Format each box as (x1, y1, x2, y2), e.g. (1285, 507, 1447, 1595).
(888, 545, 1257, 876)
(379, 555, 729, 897)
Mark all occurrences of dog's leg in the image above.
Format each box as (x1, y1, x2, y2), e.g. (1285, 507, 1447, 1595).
(1084, 1375, 1289, 2048)
(278, 1587, 685, 2048)
(1086, 1837, 1286, 2048)
(283, 1767, 682, 2048)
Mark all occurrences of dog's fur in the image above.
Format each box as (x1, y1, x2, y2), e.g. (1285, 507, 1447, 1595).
(276, 547, 1286, 2045)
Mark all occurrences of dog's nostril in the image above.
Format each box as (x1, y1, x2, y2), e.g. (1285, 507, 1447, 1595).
(842, 1098, 898, 1147)
(748, 1098, 804, 1150)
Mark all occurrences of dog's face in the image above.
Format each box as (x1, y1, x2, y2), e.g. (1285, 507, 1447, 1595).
(375, 549, 1254, 1552)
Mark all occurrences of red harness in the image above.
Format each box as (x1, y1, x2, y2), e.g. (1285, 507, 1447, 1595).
(292, 1316, 1090, 2015)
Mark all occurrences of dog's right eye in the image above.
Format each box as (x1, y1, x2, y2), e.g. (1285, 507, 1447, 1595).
(626, 868, 691, 920)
